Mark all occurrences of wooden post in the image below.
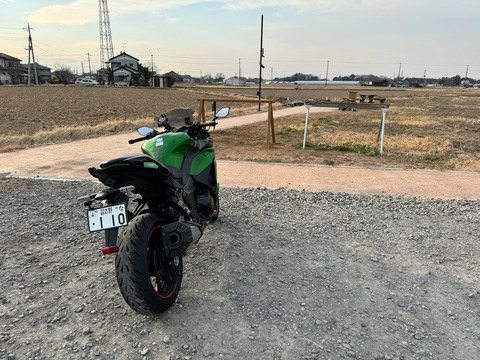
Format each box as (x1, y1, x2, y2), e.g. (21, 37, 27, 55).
(198, 99, 206, 122)
(268, 102, 275, 144)
(197, 98, 277, 141)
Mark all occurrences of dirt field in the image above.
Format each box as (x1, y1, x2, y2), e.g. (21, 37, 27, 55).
(0, 84, 479, 171)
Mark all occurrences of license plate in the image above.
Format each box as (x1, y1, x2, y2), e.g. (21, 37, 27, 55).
(87, 204, 128, 232)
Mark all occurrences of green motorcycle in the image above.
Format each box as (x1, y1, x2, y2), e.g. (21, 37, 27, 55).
(78, 107, 229, 315)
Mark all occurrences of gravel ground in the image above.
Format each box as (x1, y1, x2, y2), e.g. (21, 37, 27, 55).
(1, 176, 479, 360)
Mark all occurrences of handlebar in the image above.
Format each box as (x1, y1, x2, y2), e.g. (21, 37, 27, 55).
(128, 119, 216, 145)
(128, 136, 149, 144)
(128, 129, 160, 144)
(194, 120, 217, 128)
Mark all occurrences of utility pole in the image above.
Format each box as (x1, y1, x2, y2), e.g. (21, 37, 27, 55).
(258, 15, 265, 111)
(423, 69, 427, 87)
(151, 54, 154, 87)
(325, 60, 329, 87)
(24, 23, 38, 85)
(465, 64, 469, 78)
(397, 62, 402, 80)
(87, 52, 92, 78)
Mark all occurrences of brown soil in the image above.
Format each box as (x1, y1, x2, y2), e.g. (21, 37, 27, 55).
(0, 84, 479, 172)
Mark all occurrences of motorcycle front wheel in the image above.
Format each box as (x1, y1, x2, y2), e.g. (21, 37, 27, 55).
(115, 213, 182, 315)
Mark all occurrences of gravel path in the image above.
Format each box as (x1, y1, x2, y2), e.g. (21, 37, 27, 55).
(1, 176, 479, 360)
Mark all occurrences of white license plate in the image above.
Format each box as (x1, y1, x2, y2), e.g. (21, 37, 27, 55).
(87, 204, 128, 232)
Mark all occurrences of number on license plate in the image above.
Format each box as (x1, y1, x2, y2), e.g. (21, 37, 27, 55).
(87, 204, 128, 232)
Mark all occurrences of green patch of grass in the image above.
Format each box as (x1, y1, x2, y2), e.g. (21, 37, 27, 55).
(424, 154, 447, 162)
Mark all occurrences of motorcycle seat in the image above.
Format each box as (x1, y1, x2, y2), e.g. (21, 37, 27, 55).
(100, 154, 170, 176)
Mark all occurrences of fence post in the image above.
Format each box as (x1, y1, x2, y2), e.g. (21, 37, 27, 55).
(198, 99, 205, 122)
(378, 108, 389, 154)
(268, 101, 275, 144)
(303, 104, 312, 149)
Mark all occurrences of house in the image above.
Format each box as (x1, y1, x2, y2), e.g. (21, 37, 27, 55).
(0, 53, 22, 84)
(20, 63, 53, 84)
(224, 76, 247, 86)
(1, 52, 53, 84)
(362, 79, 392, 87)
(107, 52, 140, 86)
(182, 74, 194, 83)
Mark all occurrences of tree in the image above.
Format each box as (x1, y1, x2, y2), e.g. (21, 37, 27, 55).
(200, 74, 214, 83)
(439, 75, 462, 87)
(273, 73, 319, 82)
(136, 62, 151, 86)
(163, 71, 180, 87)
(214, 73, 225, 83)
(54, 64, 74, 85)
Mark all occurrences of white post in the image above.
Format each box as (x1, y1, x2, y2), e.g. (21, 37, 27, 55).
(303, 104, 312, 149)
(379, 108, 389, 154)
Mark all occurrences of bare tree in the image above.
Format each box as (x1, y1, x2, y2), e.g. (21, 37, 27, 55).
(54, 64, 74, 85)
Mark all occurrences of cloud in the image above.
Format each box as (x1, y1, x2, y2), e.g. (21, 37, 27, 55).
(166, 17, 183, 24)
(222, 0, 374, 12)
(28, 0, 97, 25)
(27, 0, 202, 24)
(28, 0, 390, 25)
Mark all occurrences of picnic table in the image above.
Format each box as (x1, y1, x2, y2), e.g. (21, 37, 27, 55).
(342, 92, 386, 103)
(359, 94, 386, 103)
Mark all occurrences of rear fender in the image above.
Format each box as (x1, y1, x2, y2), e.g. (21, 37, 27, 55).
(100, 193, 130, 252)
(105, 228, 119, 248)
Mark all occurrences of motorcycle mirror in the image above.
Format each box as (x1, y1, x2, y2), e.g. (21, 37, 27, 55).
(137, 126, 154, 136)
(215, 107, 229, 119)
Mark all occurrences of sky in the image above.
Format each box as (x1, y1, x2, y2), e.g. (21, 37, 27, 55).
(1, 0, 479, 80)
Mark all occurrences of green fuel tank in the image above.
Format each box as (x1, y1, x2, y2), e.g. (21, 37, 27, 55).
(141, 132, 215, 176)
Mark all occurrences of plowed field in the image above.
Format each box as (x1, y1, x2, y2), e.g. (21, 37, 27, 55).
(1, 84, 479, 171)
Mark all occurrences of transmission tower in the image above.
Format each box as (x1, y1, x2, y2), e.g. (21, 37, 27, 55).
(99, 0, 114, 80)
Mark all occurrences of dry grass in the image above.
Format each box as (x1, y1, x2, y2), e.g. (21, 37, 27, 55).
(0, 84, 479, 171)
(0, 119, 149, 151)
(213, 87, 479, 171)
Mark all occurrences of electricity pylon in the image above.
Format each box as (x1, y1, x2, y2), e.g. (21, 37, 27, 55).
(99, 0, 114, 81)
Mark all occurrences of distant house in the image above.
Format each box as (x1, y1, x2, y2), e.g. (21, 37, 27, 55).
(362, 79, 392, 87)
(20, 63, 53, 84)
(0, 52, 53, 84)
(107, 52, 140, 86)
(163, 71, 182, 83)
(225, 76, 247, 86)
(0, 53, 22, 84)
(182, 74, 193, 83)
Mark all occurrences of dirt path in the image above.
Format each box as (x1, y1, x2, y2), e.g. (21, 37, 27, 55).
(0, 106, 478, 200)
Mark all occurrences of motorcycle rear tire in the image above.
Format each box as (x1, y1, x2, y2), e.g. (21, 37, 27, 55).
(115, 213, 182, 315)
